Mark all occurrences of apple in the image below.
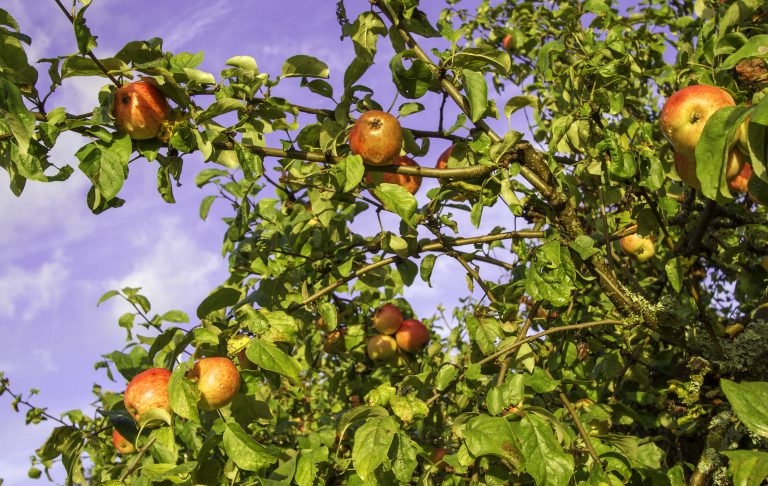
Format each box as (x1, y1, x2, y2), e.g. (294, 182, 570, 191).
(395, 319, 430, 353)
(660, 85, 736, 159)
(124, 368, 172, 423)
(502, 34, 514, 51)
(372, 303, 404, 335)
(237, 348, 256, 371)
(186, 357, 240, 411)
(349, 110, 402, 166)
(113, 80, 170, 140)
(364, 156, 422, 195)
(761, 256, 768, 272)
(619, 234, 655, 262)
(112, 429, 134, 454)
(728, 162, 752, 193)
(323, 329, 346, 354)
(673, 149, 745, 191)
(366, 334, 398, 361)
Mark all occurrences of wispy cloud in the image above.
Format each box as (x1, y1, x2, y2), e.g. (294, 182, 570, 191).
(162, 3, 236, 51)
(0, 250, 70, 322)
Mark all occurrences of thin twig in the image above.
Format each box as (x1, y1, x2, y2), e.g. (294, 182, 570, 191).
(118, 436, 157, 481)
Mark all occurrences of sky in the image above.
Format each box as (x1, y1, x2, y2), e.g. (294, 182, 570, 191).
(0, 1, 530, 484)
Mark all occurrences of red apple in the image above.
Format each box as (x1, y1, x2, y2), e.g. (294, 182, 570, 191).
(660, 85, 736, 159)
(366, 334, 398, 361)
(619, 234, 655, 263)
(124, 368, 172, 423)
(395, 319, 430, 353)
(323, 329, 346, 354)
(349, 110, 402, 166)
(364, 156, 422, 195)
(112, 429, 135, 454)
(728, 162, 752, 193)
(186, 357, 240, 411)
(372, 304, 404, 335)
(502, 34, 514, 51)
(435, 145, 469, 201)
(112, 80, 170, 140)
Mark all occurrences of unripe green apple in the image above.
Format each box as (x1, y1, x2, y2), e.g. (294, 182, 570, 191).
(366, 335, 398, 361)
(124, 368, 172, 423)
(619, 234, 655, 263)
(372, 304, 403, 335)
(395, 319, 430, 353)
(187, 357, 240, 411)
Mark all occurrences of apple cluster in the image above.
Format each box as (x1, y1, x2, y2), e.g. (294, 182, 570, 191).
(660, 84, 752, 193)
(367, 303, 430, 361)
(113, 356, 240, 454)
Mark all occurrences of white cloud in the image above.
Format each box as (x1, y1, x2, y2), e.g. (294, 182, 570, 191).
(0, 250, 70, 322)
(32, 348, 58, 373)
(105, 215, 224, 323)
(162, 3, 235, 51)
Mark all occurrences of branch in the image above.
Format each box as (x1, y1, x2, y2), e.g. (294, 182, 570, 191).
(52, 0, 120, 87)
(118, 436, 156, 481)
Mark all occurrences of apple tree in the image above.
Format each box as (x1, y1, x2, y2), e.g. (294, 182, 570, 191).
(2, 0, 768, 484)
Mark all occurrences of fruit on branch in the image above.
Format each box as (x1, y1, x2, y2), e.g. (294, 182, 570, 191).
(366, 334, 398, 361)
(186, 357, 241, 411)
(761, 256, 768, 272)
(673, 149, 746, 191)
(112, 80, 170, 140)
(237, 348, 256, 371)
(364, 156, 422, 195)
(728, 162, 752, 193)
(502, 34, 514, 51)
(619, 234, 655, 262)
(112, 429, 134, 454)
(395, 319, 430, 353)
(124, 368, 172, 423)
(660, 84, 739, 159)
(435, 145, 469, 201)
(323, 329, 346, 354)
(372, 303, 404, 335)
(349, 110, 402, 166)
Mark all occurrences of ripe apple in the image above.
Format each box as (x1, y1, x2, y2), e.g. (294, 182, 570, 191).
(728, 162, 752, 193)
(673, 148, 745, 191)
(112, 429, 135, 454)
(349, 110, 402, 166)
(395, 319, 430, 353)
(660, 85, 736, 159)
(502, 35, 514, 51)
(124, 368, 172, 423)
(366, 334, 398, 361)
(323, 329, 346, 354)
(619, 234, 655, 262)
(186, 357, 241, 411)
(372, 304, 404, 335)
(364, 156, 422, 195)
(113, 80, 170, 140)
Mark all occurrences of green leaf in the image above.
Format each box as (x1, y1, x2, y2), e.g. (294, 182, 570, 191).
(515, 413, 574, 486)
(461, 69, 488, 123)
(346, 12, 387, 64)
(721, 379, 768, 438)
(389, 394, 428, 423)
(504, 95, 538, 119)
(183, 68, 215, 84)
(392, 431, 418, 483)
(170, 51, 204, 71)
(168, 365, 200, 424)
(195, 98, 244, 124)
(199, 195, 216, 220)
(569, 235, 600, 260)
(419, 254, 436, 286)
(722, 450, 768, 486)
(435, 364, 458, 391)
(464, 415, 522, 467)
(61, 55, 129, 79)
(196, 287, 241, 319)
(96, 290, 119, 306)
(37, 426, 81, 461)
(318, 302, 338, 332)
(161, 310, 189, 323)
(665, 257, 684, 293)
(141, 462, 196, 484)
(246, 338, 303, 383)
(452, 46, 512, 74)
(372, 183, 418, 223)
(282, 55, 329, 79)
(390, 51, 433, 99)
(695, 105, 752, 201)
(73, 4, 97, 54)
(225, 55, 258, 72)
(76, 136, 131, 201)
(223, 422, 277, 471)
(721, 35, 768, 70)
(337, 405, 389, 436)
(295, 447, 328, 486)
(352, 415, 399, 482)
(466, 315, 503, 355)
(335, 155, 365, 192)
